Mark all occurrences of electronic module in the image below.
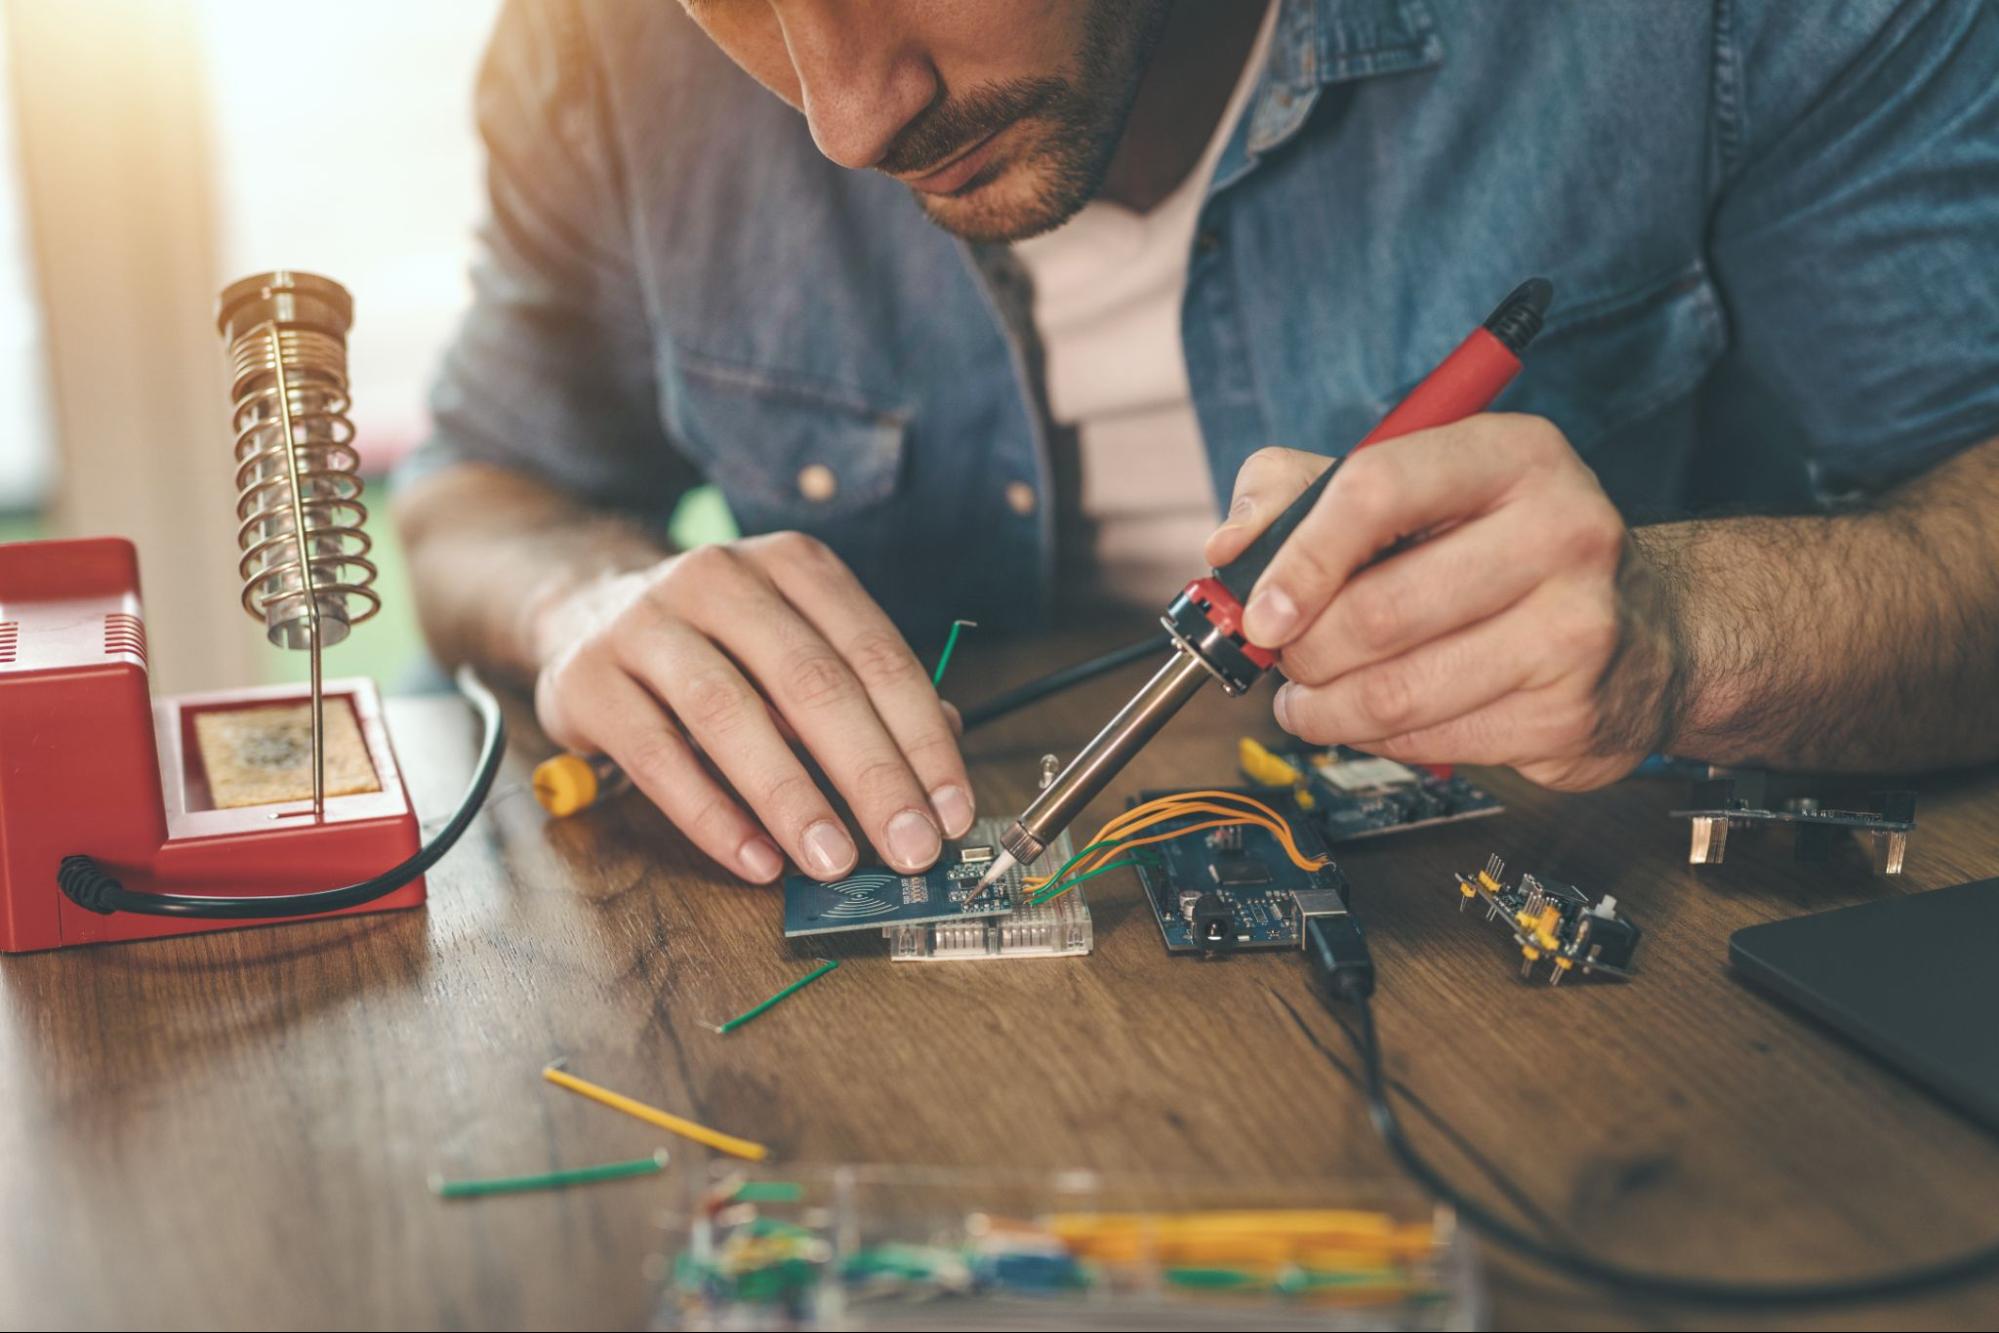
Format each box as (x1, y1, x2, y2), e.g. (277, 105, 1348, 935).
(1670, 778, 1916, 873)
(1238, 738, 1503, 844)
(1125, 789, 1349, 956)
(1453, 854, 1639, 984)
(784, 818, 1088, 959)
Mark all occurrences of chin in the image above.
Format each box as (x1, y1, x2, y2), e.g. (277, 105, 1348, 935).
(912, 145, 1095, 244)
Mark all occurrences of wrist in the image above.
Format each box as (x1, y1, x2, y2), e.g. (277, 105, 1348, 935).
(515, 533, 671, 675)
(1610, 526, 1692, 760)
(518, 563, 641, 674)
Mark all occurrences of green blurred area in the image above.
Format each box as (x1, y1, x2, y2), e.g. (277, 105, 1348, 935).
(0, 482, 741, 692)
(0, 512, 44, 545)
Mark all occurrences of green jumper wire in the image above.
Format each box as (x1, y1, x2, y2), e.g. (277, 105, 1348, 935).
(431, 1149, 668, 1198)
(932, 619, 977, 686)
(713, 959, 840, 1034)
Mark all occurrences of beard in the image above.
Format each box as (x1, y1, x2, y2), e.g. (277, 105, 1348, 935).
(880, 0, 1170, 244)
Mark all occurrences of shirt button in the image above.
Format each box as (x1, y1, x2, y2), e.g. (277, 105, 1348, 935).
(1005, 481, 1037, 516)
(1196, 227, 1223, 253)
(797, 463, 838, 502)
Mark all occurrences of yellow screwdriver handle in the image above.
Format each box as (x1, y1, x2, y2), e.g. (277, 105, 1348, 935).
(532, 752, 628, 817)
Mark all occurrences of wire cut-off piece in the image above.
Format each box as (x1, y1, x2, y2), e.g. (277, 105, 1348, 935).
(931, 618, 977, 687)
(431, 1149, 668, 1199)
(712, 959, 839, 1034)
(543, 1065, 770, 1161)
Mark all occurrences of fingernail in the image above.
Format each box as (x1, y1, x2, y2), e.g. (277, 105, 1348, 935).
(801, 820, 855, 878)
(930, 784, 975, 838)
(737, 836, 784, 883)
(1273, 683, 1295, 731)
(1244, 586, 1299, 644)
(885, 807, 942, 870)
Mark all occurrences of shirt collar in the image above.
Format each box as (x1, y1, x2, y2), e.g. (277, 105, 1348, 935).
(1246, 0, 1444, 154)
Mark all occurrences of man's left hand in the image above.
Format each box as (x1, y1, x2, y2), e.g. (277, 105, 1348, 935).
(1205, 414, 1682, 791)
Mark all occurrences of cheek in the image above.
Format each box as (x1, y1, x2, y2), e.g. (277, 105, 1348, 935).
(686, 2, 803, 109)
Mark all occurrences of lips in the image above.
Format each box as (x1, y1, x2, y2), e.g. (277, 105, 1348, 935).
(899, 127, 1005, 196)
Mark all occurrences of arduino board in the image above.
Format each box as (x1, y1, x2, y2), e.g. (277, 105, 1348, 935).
(1238, 739, 1502, 843)
(1126, 789, 1348, 955)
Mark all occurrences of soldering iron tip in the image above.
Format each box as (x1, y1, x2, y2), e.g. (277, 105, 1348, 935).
(973, 850, 1018, 895)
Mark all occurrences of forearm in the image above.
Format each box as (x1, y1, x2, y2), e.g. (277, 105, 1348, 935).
(391, 462, 671, 687)
(1642, 435, 1999, 772)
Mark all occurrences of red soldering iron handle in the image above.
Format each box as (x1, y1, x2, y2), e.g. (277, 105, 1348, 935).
(1354, 324, 1525, 451)
(1210, 279, 1552, 606)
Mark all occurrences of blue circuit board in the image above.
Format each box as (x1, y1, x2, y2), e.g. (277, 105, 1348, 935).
(1244, 743, 1503, 844)
(782, 817, 1052, 938)
(1128, 790, 1348, 955)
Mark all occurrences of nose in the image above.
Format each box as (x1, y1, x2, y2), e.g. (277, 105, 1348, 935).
(775, 2, 937, 170)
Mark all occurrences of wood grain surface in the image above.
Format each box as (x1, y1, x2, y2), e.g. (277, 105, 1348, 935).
(4, 623, 1997, 1330)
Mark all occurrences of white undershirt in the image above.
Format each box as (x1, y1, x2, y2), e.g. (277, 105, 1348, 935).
(1013, 3, 1277, 607)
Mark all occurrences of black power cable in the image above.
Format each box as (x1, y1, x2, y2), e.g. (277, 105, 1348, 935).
(1318, 963, 1999, 1307)
(960, 632, 1172, 731)
(57, 667, 505, 920)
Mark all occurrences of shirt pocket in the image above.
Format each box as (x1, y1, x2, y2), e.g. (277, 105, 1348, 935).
(1500, 261, 1727, 455)
(666, 354, 910, 531)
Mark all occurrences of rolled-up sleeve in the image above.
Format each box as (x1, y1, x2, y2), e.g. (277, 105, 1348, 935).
(1709, 0, 1999, 495)
(397, 0, 697, 514)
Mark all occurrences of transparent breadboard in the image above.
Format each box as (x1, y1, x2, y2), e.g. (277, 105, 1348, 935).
(886, 825, 1091, 961)
(887, 885, 1093, 961)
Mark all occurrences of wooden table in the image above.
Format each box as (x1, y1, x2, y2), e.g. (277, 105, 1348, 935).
(5, 626, 1998, 1330)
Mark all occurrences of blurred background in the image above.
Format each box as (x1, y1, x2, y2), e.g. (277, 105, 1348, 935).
(0, 0, 730, 695)
(0, 0, 498, 691)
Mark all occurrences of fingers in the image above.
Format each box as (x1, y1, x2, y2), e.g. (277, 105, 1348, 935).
(1205, 447, 1328, 568)
(1239, 415, 1563, 649)
(658, 543, 946, 875)
(1273, 584, 1575, 747)
(618, 612, 864, 879)
(538, 657, 785, 883)
(1345, 688, 1597, 774)
(1275, 501, 1547, 686)
(747, 532, 975, 838)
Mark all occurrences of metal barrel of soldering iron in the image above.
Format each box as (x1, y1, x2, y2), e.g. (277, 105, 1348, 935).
(991, 278, 1554, 874)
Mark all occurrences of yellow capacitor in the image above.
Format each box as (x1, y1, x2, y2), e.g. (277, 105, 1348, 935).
(1238, 737, 1315, 809)
(532, 752, 628, 817)
(1238, 737, 1302, 787)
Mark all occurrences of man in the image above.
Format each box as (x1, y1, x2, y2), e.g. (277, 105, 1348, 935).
(395, 0, 1999, 888)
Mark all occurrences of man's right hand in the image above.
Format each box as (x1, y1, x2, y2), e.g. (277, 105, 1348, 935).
(528, 531, 974, 884)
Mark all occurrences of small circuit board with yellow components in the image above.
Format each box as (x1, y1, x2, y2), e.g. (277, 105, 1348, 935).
(1453, 854, 1640, 985)
(1239, 738, 1503, 844)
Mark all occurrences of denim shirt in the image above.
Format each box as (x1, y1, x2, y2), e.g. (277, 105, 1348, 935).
(409, 0, 1999, 646)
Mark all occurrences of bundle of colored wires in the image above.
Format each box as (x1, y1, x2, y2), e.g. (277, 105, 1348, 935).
(1025, 790, 1327, 906)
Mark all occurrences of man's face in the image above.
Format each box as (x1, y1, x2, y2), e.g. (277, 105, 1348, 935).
(682, 0, 1169, 243)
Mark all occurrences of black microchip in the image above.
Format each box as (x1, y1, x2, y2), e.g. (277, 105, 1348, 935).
(1208, 854, 1272, 887)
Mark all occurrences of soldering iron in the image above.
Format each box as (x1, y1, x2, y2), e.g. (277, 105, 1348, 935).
(975, 278, 1555, 895)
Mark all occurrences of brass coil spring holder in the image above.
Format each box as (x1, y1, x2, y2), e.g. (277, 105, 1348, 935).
(217, 271, 379, 819)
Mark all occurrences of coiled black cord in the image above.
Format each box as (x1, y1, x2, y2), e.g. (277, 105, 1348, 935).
(58, 667, 504, 920)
